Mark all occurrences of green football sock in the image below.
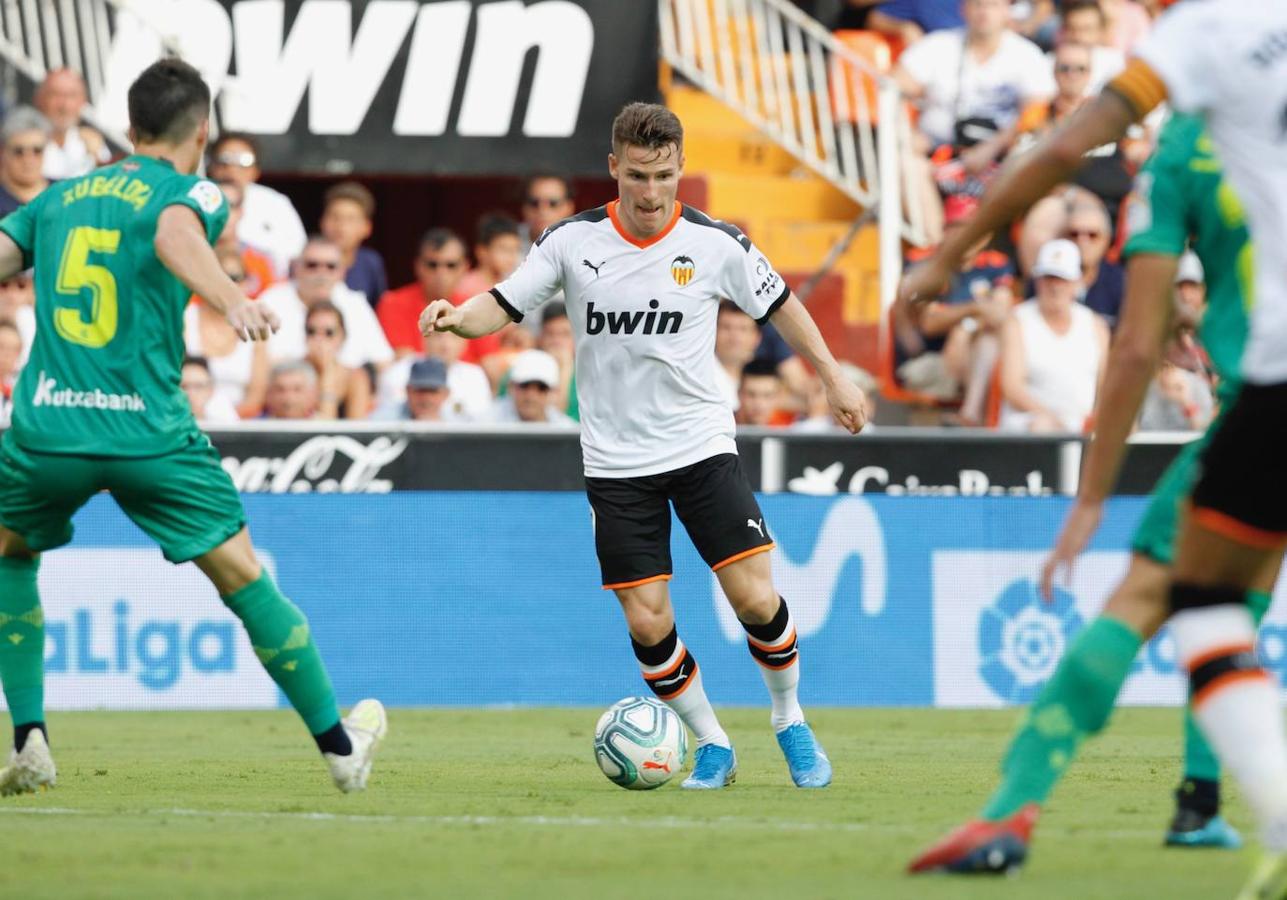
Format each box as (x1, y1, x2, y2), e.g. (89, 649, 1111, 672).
(981, 616, 1142, 820)
(0, 556, 44, 728)
(222, 572, 341, 735)
(1180, 588, 1273, 784)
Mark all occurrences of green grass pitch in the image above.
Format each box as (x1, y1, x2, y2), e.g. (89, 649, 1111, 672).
(0, 708, 1258, 899)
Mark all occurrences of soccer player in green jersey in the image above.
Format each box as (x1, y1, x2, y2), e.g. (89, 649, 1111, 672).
(909, 112, 1277, 872)
(0, 59, 386, 795)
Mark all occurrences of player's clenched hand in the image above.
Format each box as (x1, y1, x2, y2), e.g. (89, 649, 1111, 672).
(419, 299, 462, 336)
(1039, 499, 1104, 602)
(227, 299, 279, 342)
(826, 378, 868, 435)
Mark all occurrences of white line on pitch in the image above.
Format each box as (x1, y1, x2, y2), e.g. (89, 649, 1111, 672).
(0, 806, 1162, 839)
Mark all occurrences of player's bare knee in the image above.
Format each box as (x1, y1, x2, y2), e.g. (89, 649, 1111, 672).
(1102, 555, 1171, 639)
(0, 526, 36, 560)
(614, 585, 673, 646)
(724, 579, 778, 625)
(194, 529, 263, 597)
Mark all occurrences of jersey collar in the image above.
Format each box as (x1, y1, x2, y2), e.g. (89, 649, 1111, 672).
(607, 200, 683, 249)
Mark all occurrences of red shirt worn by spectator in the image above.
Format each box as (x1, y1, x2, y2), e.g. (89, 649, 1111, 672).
(376, 282, 499, 362)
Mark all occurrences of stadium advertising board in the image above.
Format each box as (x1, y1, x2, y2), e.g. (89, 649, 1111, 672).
(102, 0, 660, 174)
(0, 549, 278, 713)
(29, 491, 1283, 711)
(200, 428, 1181, 494)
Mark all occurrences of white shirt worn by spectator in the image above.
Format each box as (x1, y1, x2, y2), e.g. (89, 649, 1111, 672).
(376, 355, 493, 421)
(999, 300, 1102, 432)
(238, 182, 308, 279)
(1137, 369, 1214, 432)
(493, 202, 790, 477)
(14, 303, 34, 369)
(1133, 0, 1287, 385)
(197, 393, 241, 426)
(714, 364, 740, 411)
(488, 395, 577, 427)
(43, 127, 111, 180)
(260, 282, 394, 370)
(900, 28, 1055, 146)
(184, 304, 256, 411)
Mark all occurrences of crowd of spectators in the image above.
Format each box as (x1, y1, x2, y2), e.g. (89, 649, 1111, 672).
(0, 17, 1220, 437)
(868, 0, 1219, 433)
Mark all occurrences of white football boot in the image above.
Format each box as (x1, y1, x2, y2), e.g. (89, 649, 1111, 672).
(325, 699, 388, 793)
(0, 730, 56, 796)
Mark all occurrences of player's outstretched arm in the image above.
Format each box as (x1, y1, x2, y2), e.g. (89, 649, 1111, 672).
(0, 233, 24, 282)
(898, 90, 1139, 308)
(768, 292, 867, 434)
(155, 206, 278, 341)
(418, 292, 511, 340)
(1039, 252, 1177, 599)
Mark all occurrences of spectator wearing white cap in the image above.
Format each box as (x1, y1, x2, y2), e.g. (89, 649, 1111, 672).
(998, 239, 1108, 432)
(1174, 250, 1205, 322)
(491, 349, 576, 426)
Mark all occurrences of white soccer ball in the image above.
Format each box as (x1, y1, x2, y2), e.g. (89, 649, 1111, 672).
(593, 696, 688, 790)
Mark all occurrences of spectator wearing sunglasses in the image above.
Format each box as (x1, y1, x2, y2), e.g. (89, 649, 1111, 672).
(207, 132, 307, 279)
(377, 228, 500, 362)
(1064, 199, 1124, 328)
(184, 248, 271, 418)
(490, 349, 575, 426)
(0, 107, 52, 217)
(1056, 1, 1124, 92)
(261, 235, 393, 373)
(320, 181, 387, 308)
(304, 301, 372, 420)
(518, 174, 575, 252)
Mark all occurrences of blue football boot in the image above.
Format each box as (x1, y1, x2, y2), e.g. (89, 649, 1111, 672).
(1165, 809, 1243, 849)
(776, 722, 832, 788)
(682, 744, 737, 790)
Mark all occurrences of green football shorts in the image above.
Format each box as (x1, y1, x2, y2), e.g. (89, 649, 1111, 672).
(1130, 432, 1209, 567)
(0, 430, 246, 563)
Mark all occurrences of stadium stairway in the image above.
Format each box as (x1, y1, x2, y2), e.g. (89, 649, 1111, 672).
(668, 83, 883, 372)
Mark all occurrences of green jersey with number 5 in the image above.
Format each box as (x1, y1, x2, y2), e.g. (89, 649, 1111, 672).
(0, 155, 227, 456)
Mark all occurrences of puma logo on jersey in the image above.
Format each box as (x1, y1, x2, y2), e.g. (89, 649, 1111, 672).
(586, 300, 682, 336)
(747, 518, 765, 538)
(582, 258, 605, 278)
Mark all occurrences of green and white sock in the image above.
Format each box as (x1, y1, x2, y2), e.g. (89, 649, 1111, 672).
(981, 616, 1142, 820)
(0, 556, 45, 748)
(222, 572, 342, 738)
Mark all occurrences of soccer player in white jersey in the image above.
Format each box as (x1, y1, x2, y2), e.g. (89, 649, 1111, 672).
(898, 2, 1287, 893)
(421, 103, 866, 790)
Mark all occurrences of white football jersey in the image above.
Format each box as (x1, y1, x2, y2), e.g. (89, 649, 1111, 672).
(493, 202, 790, 478)
(1132, 2, 1287, 384)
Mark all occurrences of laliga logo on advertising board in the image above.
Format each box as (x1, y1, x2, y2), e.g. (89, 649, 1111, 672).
(712, 498, 886, 641)
(978, 579, 1083, 704)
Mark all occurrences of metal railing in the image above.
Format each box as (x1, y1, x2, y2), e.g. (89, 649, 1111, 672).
(659, 0, 931, 307)
(0, 0, 180, 151)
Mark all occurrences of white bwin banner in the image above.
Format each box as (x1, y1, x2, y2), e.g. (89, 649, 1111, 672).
(0, 549, 278, 711)
(933, 550, 1287, 708)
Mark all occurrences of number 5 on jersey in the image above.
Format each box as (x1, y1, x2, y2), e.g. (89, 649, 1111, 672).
(55, 226, 121, 349)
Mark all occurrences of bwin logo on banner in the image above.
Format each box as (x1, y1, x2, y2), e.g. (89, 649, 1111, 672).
(712, 497, 887, 641)
(0, 549, 278, 712)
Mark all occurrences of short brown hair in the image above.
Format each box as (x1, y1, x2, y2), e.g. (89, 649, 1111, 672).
(324, 181, 376, 220)
(611, 102, 683, 157)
